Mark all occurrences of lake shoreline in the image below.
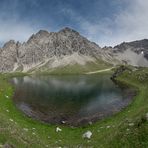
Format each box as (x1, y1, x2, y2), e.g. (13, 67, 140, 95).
(0, 67, 147, 147)
(11, 74, 136, 127)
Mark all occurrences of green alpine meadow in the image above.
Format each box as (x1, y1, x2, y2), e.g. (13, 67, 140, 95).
(0, 0, 148, 147)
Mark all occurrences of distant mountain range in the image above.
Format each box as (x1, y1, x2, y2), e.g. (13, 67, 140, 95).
(0, 27, 148, 73)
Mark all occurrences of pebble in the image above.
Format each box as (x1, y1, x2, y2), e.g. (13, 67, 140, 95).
(61, 121, 66, 124)
(23, 128, 29, 132)
(106, 126, 110, 129)
(88, 121, 92, 125)
(5, 95, 9, 98)
(129, 123, 134, 126)
(56, 127, 62, 132)
(126, 128, 130, 131)
(82, 131, 92, 139)
(9, 119, 13, 122)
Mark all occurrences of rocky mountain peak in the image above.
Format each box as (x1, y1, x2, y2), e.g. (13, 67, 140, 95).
(27, 30, 50, 44)
(27, 27, 80, 44)
(113, 39, 148, 66)
(114, 39, 148, 50)
(0, 27, 148, 73)
(58, 27, 80, 36)
(36, 30, 50, 36)
(2, 40, 17, 50)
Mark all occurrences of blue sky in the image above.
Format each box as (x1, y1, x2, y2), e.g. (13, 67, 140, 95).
(0, 0, 148, 47)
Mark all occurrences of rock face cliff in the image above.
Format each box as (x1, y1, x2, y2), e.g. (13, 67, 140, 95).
(0, 27, 114, 72)
(0, 27, 148, 73)
(113, 39, 148, 67)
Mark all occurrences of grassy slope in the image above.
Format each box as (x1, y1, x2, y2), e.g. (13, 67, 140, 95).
(33, 60, 111, 75)
(0, 68, 148, 147)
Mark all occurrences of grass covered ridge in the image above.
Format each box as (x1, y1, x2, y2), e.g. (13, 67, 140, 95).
(0, 67, 148, 147)
(32, 60, 112, 75)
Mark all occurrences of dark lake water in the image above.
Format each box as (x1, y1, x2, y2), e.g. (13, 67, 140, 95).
(11, 75, 135, 126)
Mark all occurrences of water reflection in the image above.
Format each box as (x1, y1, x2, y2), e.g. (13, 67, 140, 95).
(11, 75, 135, 126)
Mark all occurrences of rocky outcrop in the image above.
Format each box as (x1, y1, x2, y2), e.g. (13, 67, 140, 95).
(0, 27, 148, 73)
(0, 27, 114, 73)
(0, 40, 21, 72)
(113, 39, 148, 67)
(111, 66, 131, 80)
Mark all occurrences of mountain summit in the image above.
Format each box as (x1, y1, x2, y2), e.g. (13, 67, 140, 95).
(0, 27, 113, 73)
(0, 28, 148, 73)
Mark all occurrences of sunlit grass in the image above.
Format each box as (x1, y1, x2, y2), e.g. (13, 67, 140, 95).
(0, 67, 147, 147)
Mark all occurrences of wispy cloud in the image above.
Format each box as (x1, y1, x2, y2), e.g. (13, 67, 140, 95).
(61, 0, 148, 47)
(114, 0, 148, 43)
(90, 0, 148, 46)
(0, 20, 37, 43)
(0, 0, 148, 47)
(0, 0, 42, 46)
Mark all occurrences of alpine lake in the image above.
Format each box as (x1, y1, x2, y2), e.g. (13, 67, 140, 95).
(11, 74, 136, 126)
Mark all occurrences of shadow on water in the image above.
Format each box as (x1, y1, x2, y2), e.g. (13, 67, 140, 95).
(11, 74, 136, 126)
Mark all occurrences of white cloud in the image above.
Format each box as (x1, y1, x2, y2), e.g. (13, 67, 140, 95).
(114, 0, 148, 42)
(0, 0, 45, 46)
(0, 1, 38, 46)
(93, 0, 148, 46)
(0, 0, 148, 47)
(63, 0, 148, 47)
(0, 20, 37, 44)
(94, 0, 148, 46)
